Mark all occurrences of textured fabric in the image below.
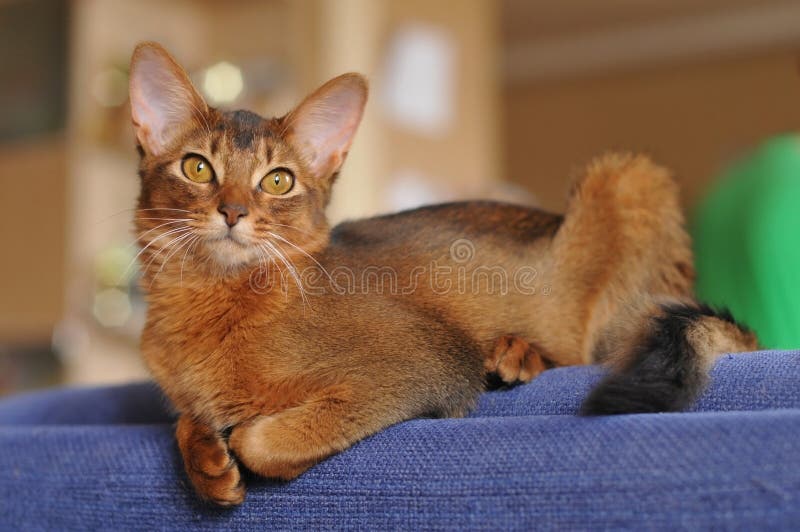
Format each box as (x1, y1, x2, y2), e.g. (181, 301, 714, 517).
(1, 350, 799, 530)
(693, 135, 800, 349)
(476, 350, 800, 417)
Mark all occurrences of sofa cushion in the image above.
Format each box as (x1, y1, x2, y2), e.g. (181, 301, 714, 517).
(0, 350, 798, 530)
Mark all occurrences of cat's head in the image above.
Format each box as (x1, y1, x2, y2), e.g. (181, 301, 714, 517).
(128, 42, 367, 277)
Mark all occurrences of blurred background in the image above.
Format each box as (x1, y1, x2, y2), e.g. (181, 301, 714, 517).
(2, 0, 800, 395)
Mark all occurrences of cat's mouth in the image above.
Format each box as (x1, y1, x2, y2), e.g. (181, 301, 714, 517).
(205, 233, 259, 268)
(204, 223, 249, 245)
(202, 230, 252, 257)
(214, 233, 249, 248)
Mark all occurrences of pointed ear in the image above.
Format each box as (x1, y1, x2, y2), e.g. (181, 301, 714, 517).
(129, 42, 208, 156)
(284, 73, 368, 178)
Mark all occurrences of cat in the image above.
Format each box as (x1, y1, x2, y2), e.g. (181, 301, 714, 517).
(128, 42, 758, 506)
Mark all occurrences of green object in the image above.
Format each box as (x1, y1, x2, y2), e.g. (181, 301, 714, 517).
(693, 135, 800, 349)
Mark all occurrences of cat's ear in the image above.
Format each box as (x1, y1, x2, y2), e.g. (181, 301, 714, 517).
(129, 42, 208, 156)
(284, 73, 368, 179)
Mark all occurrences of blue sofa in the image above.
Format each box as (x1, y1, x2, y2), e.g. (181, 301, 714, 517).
(1, 350, 798, 530)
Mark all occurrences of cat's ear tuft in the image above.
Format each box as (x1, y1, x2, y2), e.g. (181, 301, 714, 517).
(284, 73, 368, 179)
(129, 42, 208, 156)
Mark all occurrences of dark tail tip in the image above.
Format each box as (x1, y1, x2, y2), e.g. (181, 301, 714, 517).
(580, 302, 748, 416)
(579, 374, 688, 415)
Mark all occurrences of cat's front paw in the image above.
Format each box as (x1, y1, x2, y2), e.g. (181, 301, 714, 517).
(176, 416, 246, 507)
(229, 416, 318, 481)
(485, 335, 550, 384)
(186, 440, 245, 507)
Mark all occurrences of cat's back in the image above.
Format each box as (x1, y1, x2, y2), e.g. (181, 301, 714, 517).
(321, 201, 564, 356)
(328, 200, 562, 256)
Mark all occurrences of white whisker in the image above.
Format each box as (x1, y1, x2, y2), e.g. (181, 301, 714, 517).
(263, 238, 309, 309)
(129, 219, 193, 249)
(252, 243, 278, 292)
(180, 236, 201, 284)
(260, 240, 304, 306)
(150, 231, 198, 288)
(264, 222, 315, 236)
(96, 207, 193, 225)
(136, 208, 193, 213)
(121, 226, 193, 282)
(256, 244, 283, 289)
(267, 231, 331, 282)
(136, 217, 194, 222)
(141, 230, 195, 279)
(257, 243, 287, 297)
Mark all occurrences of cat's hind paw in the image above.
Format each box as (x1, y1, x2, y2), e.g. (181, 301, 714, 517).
(485, 335, 549, 384)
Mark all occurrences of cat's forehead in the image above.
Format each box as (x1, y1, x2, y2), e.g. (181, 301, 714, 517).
(208, 110, 278, 153)
(183, 109, 294, 181)
(216, 110, 272, 151)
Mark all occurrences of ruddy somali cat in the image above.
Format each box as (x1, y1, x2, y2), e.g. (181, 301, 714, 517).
(129, 42, 758, 506)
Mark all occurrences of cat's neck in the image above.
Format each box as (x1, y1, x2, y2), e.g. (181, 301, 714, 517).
(142, 257, 311, 315)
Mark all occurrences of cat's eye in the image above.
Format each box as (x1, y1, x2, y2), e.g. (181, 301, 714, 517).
(181, 155, 215, 183)
(260, 169, 295, 195)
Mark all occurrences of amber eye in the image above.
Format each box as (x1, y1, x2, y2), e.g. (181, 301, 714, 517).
(260, 169, 294, 195)
(181, 155, 215, 183)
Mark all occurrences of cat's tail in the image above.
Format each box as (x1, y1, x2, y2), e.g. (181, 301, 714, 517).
(542, 152, 696, 366)
(580, 299, 758, 415)
(539, 152, 758, 414)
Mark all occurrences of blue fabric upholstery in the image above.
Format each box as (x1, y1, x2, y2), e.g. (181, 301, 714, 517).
(1, 351, 798, 530)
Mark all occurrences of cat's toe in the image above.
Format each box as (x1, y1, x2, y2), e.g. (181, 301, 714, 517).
(209, 475, 246, 507)
(186, 446, 246, 506)
(192, 462, 246, 507)
(189, 443, 236, 478)
(486, 335, 548, 384)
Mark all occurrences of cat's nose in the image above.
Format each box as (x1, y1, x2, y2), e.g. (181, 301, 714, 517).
(218, 204, 248, 227)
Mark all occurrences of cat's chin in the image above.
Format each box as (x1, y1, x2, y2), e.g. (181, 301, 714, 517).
(207, 237, 259, 270)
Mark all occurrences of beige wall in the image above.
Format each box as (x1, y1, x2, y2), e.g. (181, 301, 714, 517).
(290, 0, 502, 221)
(504, 51, 800, 212)
(0, 137, 66, 342)
(383, 0, 501, 194)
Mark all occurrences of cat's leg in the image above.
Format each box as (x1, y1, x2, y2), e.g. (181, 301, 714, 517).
(228, 384, 381, 481)
(175, 415, 245, 506)
(485, 335, 552, 383)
